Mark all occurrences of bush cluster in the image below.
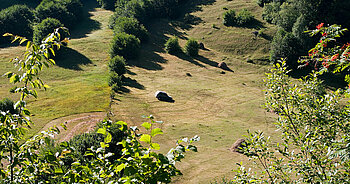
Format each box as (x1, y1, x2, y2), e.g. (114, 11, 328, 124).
(110, 32, 141, 59)
(33, 18, 64, 44)
(165, 36, 182, 54)
(0, 5, 34, 44)
(108, 72, 123, 91)
(223, 9, 254, 27)
(35, 0, 83, 29)
(0, 98, 18, 114)
(112, 17, 149, 42)
(97, 0, 116, 10)
(108, 55, 127, 76)
(184, 38, 200, 57)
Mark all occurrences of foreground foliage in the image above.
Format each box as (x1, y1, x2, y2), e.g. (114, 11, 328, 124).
(232, 25, 350, 183)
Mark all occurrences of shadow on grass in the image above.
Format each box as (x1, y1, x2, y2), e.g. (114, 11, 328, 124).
(123, 77, 145, 90)
(55, 47, 92, 70)
(69, 0, 101, 39)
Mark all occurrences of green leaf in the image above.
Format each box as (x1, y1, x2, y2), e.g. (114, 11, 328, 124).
(9, 74, 18, 83)
(105, 132, 112, 143)
(55, 168, 63, 174)
(116, 163, 126, 172)
(151, 128, 163, 137)
(139, 134, 151, 144)
(97, 127, 106, 135)
(151, 143, 160, 150)
(142, 122, 151, 130)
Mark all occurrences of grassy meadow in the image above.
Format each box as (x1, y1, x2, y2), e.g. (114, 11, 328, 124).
(0, 0, 279, 183)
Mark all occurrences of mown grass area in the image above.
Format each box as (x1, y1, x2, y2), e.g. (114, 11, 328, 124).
(1, 0, 278, 183)
(0, 2, 112, 137)
(109, 0, 278, 183)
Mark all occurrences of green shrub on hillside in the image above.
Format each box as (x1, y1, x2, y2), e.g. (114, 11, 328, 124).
(235, 9, 254, 26)
(164, 36, 182, 54)
(35, 0, 82, 28)
(223, 9, 254, 27)
(0, 98, 18, 114)
(97, 0, 116, 10)
(110, 32, 141, 59)
(0, 5, 34, 44)
(109, 55, 127, 76)
(184, 38, 199, 57)
(33, 18, 64, 44)
(112, 16, 149, 42)
(270, 28, 299, 67)
(108, 72, 123, 92)
(223, 9, 236, 26)
(262, 2, 281, 24)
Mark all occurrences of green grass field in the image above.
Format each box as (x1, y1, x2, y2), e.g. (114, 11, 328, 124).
(0, 0, 279, 183)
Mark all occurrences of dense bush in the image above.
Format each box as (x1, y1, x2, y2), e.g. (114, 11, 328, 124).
(275, 3, 299, 32)
(110, 32, 141, 59)
(35, 0, 82, 28)
(112, 16, 149, 42)
(262, 2, 281, 24)
(223, 9, 236, 26)
(0, 5, 34, 44)
(97, 0, 116, 10)
(108, 55, 127, 76)
(270, 28, 299, 67)
(235, 9, 254, 26)
(108, 72, 123, 92)
(0, 98, 18, 114)
(164, 36, 182, 54)
(33, 18, 64, 44)
(184, 38, 199, 57)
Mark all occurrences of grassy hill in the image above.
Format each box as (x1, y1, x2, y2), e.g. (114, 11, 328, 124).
(0, 0, 278, 183)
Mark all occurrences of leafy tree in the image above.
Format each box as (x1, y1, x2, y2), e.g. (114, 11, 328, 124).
(110, 32, 141, 59)
(235, 9, 254, 26)
(0, 98, 18, 114)
(33, 18, 64, 44)
(184, 38, 200, 57)
(164, 36, 182, 55)
(35, 0, 81, 28)
(270, 28, 299, 67)
(262, 2, 281, 24)
(223, 9, 236, 27)
(232, 24, 350, 183)
(0, 5, 34, 44)
(108, 72, 123, 92)
(97, 0, 116, 10)
(108, 55, 127, 76)
(112, 16, 149, 42)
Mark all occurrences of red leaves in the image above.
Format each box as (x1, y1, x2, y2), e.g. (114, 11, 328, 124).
(316, 23, 324, 29)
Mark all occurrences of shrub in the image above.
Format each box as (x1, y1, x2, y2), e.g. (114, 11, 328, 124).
(270, 28, 299, 67)
(110, 32, 140, 59)
(223, 9, 236, 26)
(184, 38, 199, 57)
(108, 72, 123, 91)
(97, 0, 116, 10)
(112, 17, 148, 42)
(33, 18, 64, 44)
(108, 55, 127, 76)
(235, 9, 254, 26)
(35, 0, 76, 28)
(0, 5, 34, 44)
(164, 36, 182, 54)
(262, 2, 281, 24)
(0, 98, 18, 114)
(61, 0, 83, 21)
(275, 3, 299, 32)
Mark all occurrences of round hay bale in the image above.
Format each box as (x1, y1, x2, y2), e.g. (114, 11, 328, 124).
(230, 138, 245, 153)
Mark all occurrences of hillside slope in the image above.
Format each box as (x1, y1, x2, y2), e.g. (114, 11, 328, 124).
(109, 0, 277, 183)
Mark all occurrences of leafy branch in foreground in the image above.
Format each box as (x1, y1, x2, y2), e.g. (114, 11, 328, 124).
(232, 24, 350, 183)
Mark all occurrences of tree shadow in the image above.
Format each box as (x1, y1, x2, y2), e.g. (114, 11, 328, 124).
(55, 47, 92, 70)
(69, 1, 101, 39)
(123, 77, 145, 90)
